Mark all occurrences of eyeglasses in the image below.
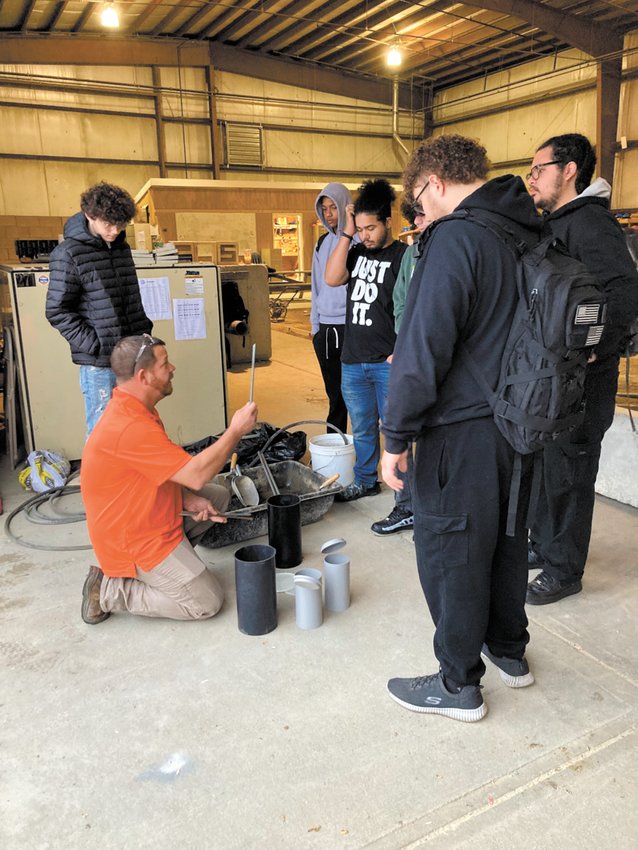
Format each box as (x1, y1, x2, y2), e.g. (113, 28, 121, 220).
(133, 333, 160, 368)
(409, 180, 431, 216)
(526, 160, 561, 182)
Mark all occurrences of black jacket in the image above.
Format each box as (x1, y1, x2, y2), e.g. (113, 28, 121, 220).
(542, 194, 638, 367)
(45, 212, 152, 366)
(382, 175, 542, 453)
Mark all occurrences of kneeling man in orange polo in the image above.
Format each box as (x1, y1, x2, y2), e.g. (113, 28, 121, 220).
(80, 334, 257, 624)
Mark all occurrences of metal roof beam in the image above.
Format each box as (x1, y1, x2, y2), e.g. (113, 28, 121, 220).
(0, 36, 211, 66)
(18, 0, 37, 32)
(463, 0, 623, 57)
(131, 0, 165, 34)
(209, 41, 423, 110)
(234, 0, 323, 49)
(174, 4, 218, 39)
(150, 0, 191, 38)
(45, 1, 69, 32)
(71, 4, 95, 34)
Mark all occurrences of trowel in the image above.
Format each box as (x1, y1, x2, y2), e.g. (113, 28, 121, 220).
(230, 452, 260, 508)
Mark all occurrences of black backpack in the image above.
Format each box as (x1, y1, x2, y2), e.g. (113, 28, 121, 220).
(428, 209, 607, 532)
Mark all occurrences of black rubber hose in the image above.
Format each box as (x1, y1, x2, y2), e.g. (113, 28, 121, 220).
(246, 420, 348, 467)
(4, 485, 92, 551)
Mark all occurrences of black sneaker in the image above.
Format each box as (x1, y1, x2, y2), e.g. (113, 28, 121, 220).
(526, 570, 582, 605)
(335, 481, 381, 502)
(481, 644, 534, 688)
(527, 545, 546, 570)
(387, 672, 486, 722)
(371, 505, 414, 536)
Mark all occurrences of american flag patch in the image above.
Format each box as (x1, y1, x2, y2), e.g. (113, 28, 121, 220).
(585, 325, 604, 346)
(575, 303, 601, 324)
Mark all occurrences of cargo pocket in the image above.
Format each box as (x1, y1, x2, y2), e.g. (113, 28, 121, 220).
(419, 513, 469, 568)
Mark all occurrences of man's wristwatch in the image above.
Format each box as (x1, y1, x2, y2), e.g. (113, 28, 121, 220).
(339, 231, 354, 241)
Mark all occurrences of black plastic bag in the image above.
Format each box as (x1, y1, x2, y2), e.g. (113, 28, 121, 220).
(182, 422, 307, 472)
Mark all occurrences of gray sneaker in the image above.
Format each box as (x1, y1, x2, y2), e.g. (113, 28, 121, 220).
(387, 672, 486, 722)
(481, 644, 534, 688)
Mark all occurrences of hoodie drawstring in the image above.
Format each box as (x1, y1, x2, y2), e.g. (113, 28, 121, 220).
(324, 325, 340, 359)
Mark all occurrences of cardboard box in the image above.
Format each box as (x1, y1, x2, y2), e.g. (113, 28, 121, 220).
(173, 241, 197, 262)
(126, 223, 153, 251)
(260, 247, 282, 268)
(197, 241, 216, 263)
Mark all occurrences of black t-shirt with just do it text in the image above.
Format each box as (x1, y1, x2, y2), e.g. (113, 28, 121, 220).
(341, 239, 407, 364)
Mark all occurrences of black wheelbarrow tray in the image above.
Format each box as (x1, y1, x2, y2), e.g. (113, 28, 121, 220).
(199, 461, 341, 549)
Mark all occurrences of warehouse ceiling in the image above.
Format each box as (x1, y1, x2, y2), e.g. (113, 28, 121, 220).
(0, 1, 637, 92)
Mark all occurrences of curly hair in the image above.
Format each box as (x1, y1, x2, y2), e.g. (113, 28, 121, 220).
(80, 182, 136, 224)
(536, 133, 595, 194)
(353, 178, 396, 221)
(400, 195, 417, 228)
(403, 135, 490, 193)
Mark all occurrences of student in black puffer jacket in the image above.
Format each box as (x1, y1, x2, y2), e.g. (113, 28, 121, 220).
(46, 182, 152, 437)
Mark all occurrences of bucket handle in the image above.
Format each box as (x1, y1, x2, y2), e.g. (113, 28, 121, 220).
(311, 457, 341, 476)
(247, 420, 348, 468)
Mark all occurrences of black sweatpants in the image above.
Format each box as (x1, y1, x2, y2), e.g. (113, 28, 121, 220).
(530, 358, 619, 582)
(413, 418, 530, 686)
(312, 323, 348, 434)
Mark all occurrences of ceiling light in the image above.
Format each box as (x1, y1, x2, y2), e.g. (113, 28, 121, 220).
(101, 3, 119, 29)
(386, 44, 403, 68)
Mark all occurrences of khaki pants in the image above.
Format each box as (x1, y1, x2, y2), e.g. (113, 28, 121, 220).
(100, 483, 230, 621)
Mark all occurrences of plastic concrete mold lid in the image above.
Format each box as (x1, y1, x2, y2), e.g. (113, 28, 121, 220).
(275, 572, 295, 594)
(320, 537, 347, 555)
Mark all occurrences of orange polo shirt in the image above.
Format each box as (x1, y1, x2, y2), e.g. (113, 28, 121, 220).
(81, 387, 192, 578)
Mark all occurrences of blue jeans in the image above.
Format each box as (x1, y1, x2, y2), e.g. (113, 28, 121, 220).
(341, 361, 390, 488)
(79, 365, 116, 438)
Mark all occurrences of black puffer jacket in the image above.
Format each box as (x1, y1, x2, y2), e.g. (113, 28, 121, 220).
(46, 212, 152, 366)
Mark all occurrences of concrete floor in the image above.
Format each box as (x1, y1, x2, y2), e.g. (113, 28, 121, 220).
(1, 308, 637, 849)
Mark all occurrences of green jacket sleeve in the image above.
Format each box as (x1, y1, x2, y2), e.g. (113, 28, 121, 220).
(393, 245, 418, 333)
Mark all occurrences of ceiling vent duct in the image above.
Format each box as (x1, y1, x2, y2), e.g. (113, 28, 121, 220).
(222, 122, 264, 168)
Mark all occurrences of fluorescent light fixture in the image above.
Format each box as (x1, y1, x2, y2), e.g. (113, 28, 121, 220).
(386, 44, 402, 68)
(101, 3, 119, 28)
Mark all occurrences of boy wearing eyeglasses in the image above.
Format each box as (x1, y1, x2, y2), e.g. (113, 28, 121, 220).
(525, 133, 638, 605)
(381, 134, 542, 722)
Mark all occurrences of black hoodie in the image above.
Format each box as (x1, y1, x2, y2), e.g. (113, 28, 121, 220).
(46, 212, 152, 366)
(382, 175, 542, 453)
(542, 192, 638, 367)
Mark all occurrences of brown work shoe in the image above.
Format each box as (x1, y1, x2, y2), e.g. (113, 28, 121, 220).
(81, 565, 110, 625)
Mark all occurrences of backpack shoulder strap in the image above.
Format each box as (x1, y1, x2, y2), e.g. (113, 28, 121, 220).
(315, 231, 329, 252)
(451, 208, 530, 257)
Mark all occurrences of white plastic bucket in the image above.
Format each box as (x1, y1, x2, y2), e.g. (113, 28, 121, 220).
(309, 433, 355, 487)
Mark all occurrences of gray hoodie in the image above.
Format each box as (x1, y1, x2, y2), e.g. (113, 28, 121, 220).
(310, 183, 353, 334)
(579, 176, 611, 200)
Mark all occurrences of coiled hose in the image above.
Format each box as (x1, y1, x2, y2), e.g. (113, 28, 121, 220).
(4, 421, 345, 550)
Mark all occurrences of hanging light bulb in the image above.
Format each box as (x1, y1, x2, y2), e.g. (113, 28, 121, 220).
(386, 43, 403, 68)
(101, 3, 120, 29)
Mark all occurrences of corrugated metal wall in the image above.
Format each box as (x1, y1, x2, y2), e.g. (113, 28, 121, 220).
(429, 37, 638, 208)
(0, 63, 421, 216)
(0, 31, 636, 217)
